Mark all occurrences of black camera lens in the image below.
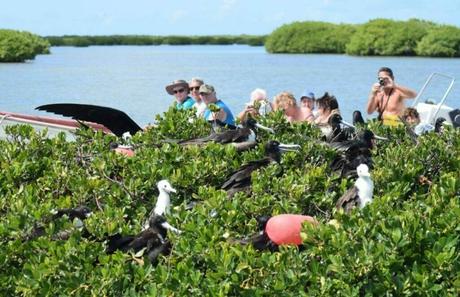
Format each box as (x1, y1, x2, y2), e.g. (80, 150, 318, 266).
(378, 78, 385, 86)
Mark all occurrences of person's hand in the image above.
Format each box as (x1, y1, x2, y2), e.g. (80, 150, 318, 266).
(244, 105, 259, 117)
(384, 77, 395, 89)
(371, 83, 380, 94)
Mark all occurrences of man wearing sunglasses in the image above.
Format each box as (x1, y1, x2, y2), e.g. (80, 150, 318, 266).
(165, 79, 195, 110)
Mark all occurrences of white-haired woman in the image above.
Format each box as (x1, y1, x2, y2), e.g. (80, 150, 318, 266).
(237, 88, 273, 122)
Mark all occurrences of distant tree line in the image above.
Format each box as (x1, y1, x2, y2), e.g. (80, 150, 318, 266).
(45, 35, 266, 47)
(2, 18, 459, 63)
(266, 18, 460, 57)
(0, 29, 50, 62)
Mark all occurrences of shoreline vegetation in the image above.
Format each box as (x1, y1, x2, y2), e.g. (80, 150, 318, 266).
(1, 18, 460, 62)
(0, 29, 50, 62)
(265, 18, 460, 57)
(45, 34, 266, 47)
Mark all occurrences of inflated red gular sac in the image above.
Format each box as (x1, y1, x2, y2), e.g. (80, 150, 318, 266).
(231, 214, 318, 251)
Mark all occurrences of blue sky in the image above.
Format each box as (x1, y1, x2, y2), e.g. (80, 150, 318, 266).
(1, 0, 459, 36)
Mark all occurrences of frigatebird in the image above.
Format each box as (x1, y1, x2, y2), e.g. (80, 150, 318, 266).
(328, 129, 386, 153)
(326, 129, 383, 177)
(232, 214, 318, 251)
(23, 206, 93, 241)
(335, 164, 374, 213)
(36, 103, 142, 137)
(105, 180, 181, 264)
(221, 140, 300, 197)
(179, 117, 274, 146)
(330, 147, 373, 178)
(325, 114, 356, 143)
(352, 110, 365, 126)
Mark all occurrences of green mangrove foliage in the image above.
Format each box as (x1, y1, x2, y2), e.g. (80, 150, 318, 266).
(45, 34, 266, 47)
(415, 25, 460, 57)
(1, 107, 460, 295)
(345, 19, 435, 56)
(265, 21, 356, 54)
(266, 18, 460, 57)
(0, 29, 50, 62)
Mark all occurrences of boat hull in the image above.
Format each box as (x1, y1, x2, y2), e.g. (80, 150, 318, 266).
(0, 111, 111, 140)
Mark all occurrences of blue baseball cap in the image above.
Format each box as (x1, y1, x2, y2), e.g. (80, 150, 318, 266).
(300, 90, 315, 100)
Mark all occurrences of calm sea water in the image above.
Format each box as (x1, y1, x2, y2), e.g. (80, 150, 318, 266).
(1, 45, 459, 125)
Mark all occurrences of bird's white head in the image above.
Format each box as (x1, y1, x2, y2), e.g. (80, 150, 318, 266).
(157, 180, 177, 194)
(356, 164, 370, 177)
(150, 180, 177, 219)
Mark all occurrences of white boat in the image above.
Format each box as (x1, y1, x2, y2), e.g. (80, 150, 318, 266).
(0, 110, 111, 141)
(412, 72, 460, 127)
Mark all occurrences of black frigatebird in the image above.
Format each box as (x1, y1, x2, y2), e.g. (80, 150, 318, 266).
(352, 110, 365, 126)
(325, 113, 356, 143)
(327, 129, 382, 177)
(178, 117, 274, 148)
(23, 206, 93, 241)
(221, 140, 300, 197)
(232, 214, 318, 251)
(36, 103, 142, 137)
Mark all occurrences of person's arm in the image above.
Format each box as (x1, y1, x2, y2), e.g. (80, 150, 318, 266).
(366, 83, 381, 114)
(395, 84, 417, 100)
(237, 105, 257, 122)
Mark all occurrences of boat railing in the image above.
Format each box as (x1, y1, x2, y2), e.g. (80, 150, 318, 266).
(412, 72, 455, 124)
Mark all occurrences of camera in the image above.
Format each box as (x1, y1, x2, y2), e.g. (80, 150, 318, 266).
(378, 77, 385, 87)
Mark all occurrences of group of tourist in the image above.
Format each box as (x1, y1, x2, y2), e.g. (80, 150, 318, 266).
(167, 67, 418, 129)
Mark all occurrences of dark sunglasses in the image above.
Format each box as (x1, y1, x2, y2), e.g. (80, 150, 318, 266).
(190, 86, 201, 91)
(173, 88, 185, 94)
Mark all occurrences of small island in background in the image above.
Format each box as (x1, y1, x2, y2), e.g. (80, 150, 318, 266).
(1, 18, 460, 62)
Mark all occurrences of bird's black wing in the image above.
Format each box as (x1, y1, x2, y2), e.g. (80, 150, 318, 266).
(127, 229, 163, 253)
(336, 186, 359, 213)
(178, 133, 217, 145)
(106, 233, 136, 253)
(36, 103, 142, 137)
(221, 158, 271, 190)
(214, 129, 245, 144)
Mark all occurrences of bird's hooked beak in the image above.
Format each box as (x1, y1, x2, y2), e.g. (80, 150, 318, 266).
(255, 123, 275, 134)
(340, 120, 355, 129)
(278, 143, 301, 153)
(373, 134, 388, 141)
(167, 186, 177, 194)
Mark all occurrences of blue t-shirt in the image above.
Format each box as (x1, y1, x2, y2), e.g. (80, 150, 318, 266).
(176, 96, 195, 110)
(203, 100, 235, 126)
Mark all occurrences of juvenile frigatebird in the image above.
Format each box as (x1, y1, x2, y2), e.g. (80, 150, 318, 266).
(335, 164, 374, 213)
(178, 117, 274, 147)
(105, 180, 181, 264)
(36, 103, 142, 137)
(232, 214, 318, 251)
(221, 140, 300, 197)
